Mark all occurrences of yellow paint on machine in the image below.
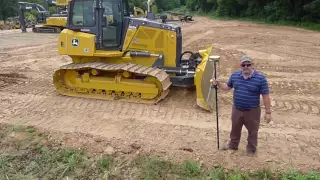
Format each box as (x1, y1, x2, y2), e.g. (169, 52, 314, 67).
(59, 26, 177, 67)
(56, 18, 218, 111)
(44, 17, 67, 27)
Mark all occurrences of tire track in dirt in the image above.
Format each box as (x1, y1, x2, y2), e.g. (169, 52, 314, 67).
(219, 94, 320, 115)
(0, 42, 56, 54)
(0, 46, 61, 66)
(10, 81, 303, 128)
(269, 80, 320, 95)
(256, 64, 320, 73)
(1, 85, 319, 138)
(0, 78, 55, 96)
(263, 71, 320, 79)
(271, 99, 320, 115)
(1, 79, 319, 133)
(0, 73, 28, 90)
(0, 32, 58, 50)
(182, 30, 214, 48)
(0, 77, 212, 124)
(218, 94, 320, 130)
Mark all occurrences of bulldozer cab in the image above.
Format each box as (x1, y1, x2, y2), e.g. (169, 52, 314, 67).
(67, 0, 129, 50)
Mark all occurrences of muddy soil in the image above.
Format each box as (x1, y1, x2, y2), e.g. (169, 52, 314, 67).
(0, 17, 319, 172)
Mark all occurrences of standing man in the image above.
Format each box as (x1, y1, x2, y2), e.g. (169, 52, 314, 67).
(212, 55, 272, 155)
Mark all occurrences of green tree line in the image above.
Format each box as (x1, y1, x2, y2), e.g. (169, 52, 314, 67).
(1, 0, 319, 23)
(127, 0, 320, 23)
(0, 0, 19, 20)
(0, 0, 56, 20)
(185, 0, 320, 23)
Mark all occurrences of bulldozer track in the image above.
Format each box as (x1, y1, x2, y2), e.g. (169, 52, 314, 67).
(54, 62, 172, 105)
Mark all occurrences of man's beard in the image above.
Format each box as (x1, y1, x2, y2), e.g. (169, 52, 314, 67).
(243, 74, 250, 79)
(242, 69, 252, 79)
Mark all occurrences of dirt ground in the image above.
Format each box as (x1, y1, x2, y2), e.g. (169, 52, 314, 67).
(0, 17, 319, 172)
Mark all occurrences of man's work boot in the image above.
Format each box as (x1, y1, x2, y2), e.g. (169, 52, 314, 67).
(221, 142, 238, 151)
(246, 149, 256, 157)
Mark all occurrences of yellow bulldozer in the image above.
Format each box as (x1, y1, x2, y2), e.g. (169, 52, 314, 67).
(53, 0, 219, 111)
(18, 0, 70, 33)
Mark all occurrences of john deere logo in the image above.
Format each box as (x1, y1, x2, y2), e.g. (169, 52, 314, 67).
(71, 38, 79, 47)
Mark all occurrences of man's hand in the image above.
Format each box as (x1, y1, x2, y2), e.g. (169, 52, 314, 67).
(262, 94, 272, 123)
(264, 113, 272, 123)
(210, 78, 220, 86)
(210, 79, 231, 91)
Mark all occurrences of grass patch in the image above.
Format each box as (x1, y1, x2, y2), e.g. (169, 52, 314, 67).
(0, 124, 319, 179)
(250, 168, 275, 180)
(280, 169, 320, 180)
(208, 166, 228, 180)
(182, 160, 201, 176)
(97, 155, 114, 172)
(132, 156, 177, 179)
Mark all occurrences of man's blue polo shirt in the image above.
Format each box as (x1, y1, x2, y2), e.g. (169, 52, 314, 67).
(227, 69, 269, 110)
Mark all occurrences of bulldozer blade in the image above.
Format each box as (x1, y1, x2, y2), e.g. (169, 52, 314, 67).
(194, 45, 220, 112)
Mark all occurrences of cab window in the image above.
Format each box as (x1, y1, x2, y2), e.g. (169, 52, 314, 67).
(72, 0, 95, 26)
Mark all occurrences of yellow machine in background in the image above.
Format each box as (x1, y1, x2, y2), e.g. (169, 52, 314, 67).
(18, 0, 70, 33)
(0, 17, 22, 30)
(32, 0, 70, 33)
(53, 0, 219, 111)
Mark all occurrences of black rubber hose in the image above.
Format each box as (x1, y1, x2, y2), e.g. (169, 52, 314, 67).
(180, 51, 194, 61)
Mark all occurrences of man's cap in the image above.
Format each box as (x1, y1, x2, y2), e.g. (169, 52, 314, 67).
(240, 55, 252, 64)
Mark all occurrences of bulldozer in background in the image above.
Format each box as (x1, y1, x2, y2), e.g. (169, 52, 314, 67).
(18, 0, 70, 33)
(53, 0, 219, 111)
(162, 12, 194, 22)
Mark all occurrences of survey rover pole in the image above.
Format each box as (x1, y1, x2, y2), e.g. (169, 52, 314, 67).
(214, 58, 219, 150)
(209, 56, 220, 150)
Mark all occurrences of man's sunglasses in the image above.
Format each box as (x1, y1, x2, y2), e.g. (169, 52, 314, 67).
(241, 64, 251, 67)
